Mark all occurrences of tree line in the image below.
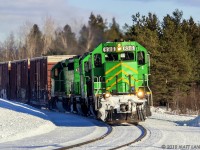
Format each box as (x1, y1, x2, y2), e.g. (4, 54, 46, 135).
(0, 10, 200, 113)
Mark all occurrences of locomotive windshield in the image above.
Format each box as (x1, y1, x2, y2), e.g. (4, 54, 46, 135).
(120, 52, 134, 61)
(105, 53, 118, 61)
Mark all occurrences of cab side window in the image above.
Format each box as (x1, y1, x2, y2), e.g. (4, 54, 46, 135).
(137, 51, 145, 65)
(94, 54, 102, 67)
(54, 69, 58, 77)
(67, 63, 74, 70)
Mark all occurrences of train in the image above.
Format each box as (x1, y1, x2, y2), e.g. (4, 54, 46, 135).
(0, 41, 152, 123)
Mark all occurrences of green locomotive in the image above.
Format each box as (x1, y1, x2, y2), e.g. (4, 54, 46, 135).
(51, 41, 152, 123)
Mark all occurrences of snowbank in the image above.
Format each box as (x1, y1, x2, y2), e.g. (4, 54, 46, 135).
(150, 106, 200, 127)
(0, 99, 56, 143)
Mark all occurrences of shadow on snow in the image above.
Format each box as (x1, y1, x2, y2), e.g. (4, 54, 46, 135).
(0, 98, 106, 127)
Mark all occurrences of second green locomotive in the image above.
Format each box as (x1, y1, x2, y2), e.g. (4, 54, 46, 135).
(51, 41, 152, 123)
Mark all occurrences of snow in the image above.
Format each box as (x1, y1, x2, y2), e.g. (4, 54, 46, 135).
(0, 99, 56, 143)
(73, 124, 142, 150)
(126, 108, 200, 150)
(151, 106, 200, 127)
(0, 99, 200, 150)
(0, 99, 109, 150)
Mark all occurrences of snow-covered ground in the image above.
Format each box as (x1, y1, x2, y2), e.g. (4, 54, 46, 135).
(0, 99, 200, 150)
(0, 99, 56, 143)
(151, 107, 200, 127)
(0, 99, 109, 150)
(127, 107, 200, 150)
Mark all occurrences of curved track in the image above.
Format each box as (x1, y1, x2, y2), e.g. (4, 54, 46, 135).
(63, 123, 147, 150)
(109, 124, 147, 150)
(56, 123, 113, 150)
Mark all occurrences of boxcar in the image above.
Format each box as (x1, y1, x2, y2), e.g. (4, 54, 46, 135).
(0, 62, 10, 99)
(29, 55, 75, 107)
(9, 59, 29, 103)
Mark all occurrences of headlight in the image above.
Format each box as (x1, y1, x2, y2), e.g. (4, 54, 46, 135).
(137, 91, 145, 99)
(103, 92, 110, 99)
(117, 44, 122, 51)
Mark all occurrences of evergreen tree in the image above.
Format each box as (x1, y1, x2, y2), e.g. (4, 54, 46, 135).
(160, 10, 192, 108)
(182, 17, 200, 83)
(78, 25, 89, 54)
(26, 24, 44, 57)
(48, 25, 78, 55)
(78, 13, 106, 54)
(63, 24, 78, 54)
(104, 18, 123, 41)
(48, 28, 66, 55)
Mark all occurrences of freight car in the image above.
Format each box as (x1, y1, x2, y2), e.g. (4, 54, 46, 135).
(9, 59, 29, 103)
(0, 62, 10, 99)
(50, 41, 152, 123)
(0, 55, 74, 107)
(29, 55, 75, 107)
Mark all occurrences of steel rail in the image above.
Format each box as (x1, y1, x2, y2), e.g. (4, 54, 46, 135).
(108, 124, 147, 150)
(55, 123, 113, 150)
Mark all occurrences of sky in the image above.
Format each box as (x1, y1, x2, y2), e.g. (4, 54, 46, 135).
(1, 0, 200, 42)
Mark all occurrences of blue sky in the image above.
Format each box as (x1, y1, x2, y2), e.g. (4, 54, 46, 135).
(1, 0, 200, 42)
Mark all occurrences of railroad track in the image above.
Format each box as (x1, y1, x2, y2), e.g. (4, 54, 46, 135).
(108, 124, 147, 150)
(56, 122, 147, 150)
(56, 123, 113, 150)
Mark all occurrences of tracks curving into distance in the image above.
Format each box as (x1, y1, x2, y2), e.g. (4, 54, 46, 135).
(108, 124, 147, 150)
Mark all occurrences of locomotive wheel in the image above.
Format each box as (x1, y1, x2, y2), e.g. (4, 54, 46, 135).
(81, 100, 88, 116)
(48, 97, 57, 110)
(70, 96, 77, 113)
(62, 98, 71, 112)
(89, 103, 97, 117)
(76, 98, 84, 115)
(56, 101, 65, 112)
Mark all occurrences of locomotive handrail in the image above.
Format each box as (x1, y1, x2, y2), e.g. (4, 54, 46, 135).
(85, 76, 91, 80)
(99, 76, 106, 90)
(137, 74, 153, 106)
(94, 76, 99, 95)
(146, 74, 153, 106)
(94, 76, 98, 82)
(93, 76, 107, 95)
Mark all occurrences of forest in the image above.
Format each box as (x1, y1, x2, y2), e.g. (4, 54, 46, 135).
(0, 9, 200, 114)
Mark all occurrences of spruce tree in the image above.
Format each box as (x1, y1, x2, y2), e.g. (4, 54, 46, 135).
(26, 24, 44, 57)
(104, 18, 123, 41)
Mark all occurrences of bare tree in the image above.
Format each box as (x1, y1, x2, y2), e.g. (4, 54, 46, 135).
(2, 32, 18, 61)
(18, 21, 33, 45)
(42, 16, 56, 55)
(17, 21, 33, 59)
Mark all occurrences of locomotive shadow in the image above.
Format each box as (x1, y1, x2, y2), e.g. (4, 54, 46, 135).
(0, 98, 106, 127)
